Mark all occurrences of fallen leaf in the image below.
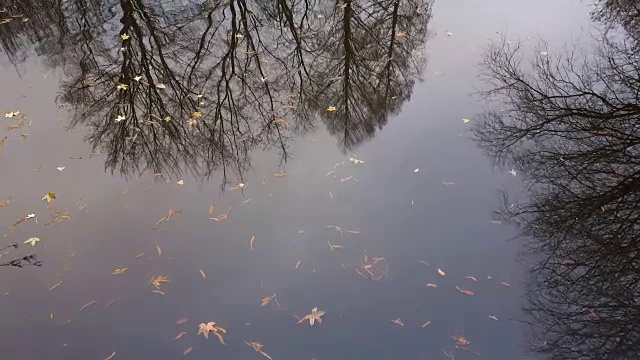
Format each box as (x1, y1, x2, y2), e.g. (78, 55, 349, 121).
(192, 111, 202, 118)
(437, 268, 446, 277)
(133, 75, 142, 82)
(120, 33, 130, 40)
(456, 286, 475, 296)
(466, 276, 477, 282)
(153, 290, 165, 295)
(426, 283, 438, 288)
(134, 252, 144, 258)
(112, 268, 128, 275)
(104, 351, 116, 360)
(183, 347, 192, 356)
(488, 315, 498, 321)
(391, 318, 404, 327)
(56, 167, 65, 171)
(4, 111, 20, 118)
(348, 156, 364, 164)
(41, 190, 55, 205)
(230, 183, 246, 190)
(48, 280, 63, 291)
(414, 168, 420, 173)
(508, 169, 517, 177)
(24, 237, 41, 246)
(177, 180, 184, 185)
(250, 235, 255, 251)
(245, 341, 274, 360)
(156, 245, 162, 256)
(327, 106, 336, 111)
(272, 172, 287, 178)
(500, 281, 512, 287)
(209, 204, 215, 215)
(148, 275, 170, 290)
(199, 269, 206, 279)
(156, 83, 167, 89)
(421, 321, 432, 328)
(295, 260, 301, 269)
(297, 307, 325, 326)
(198, 322, 226, 344)
(261, 293, 276, 306)
(177, 317, 189, 324)
(174, 332, 188, 340)
(116, 83, 128, 90)
(348, 230, 360, 234)
(462, 118, 471, 123)
(453, 335, 470, 347)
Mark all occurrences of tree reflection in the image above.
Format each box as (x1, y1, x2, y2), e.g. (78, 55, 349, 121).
(474, 6, 640, 360)
(1, 0, 431, 179)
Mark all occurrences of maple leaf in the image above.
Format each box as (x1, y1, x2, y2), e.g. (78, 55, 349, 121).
(297, 307, 325, 326)
(117, 83, 128, 91)
(120, 33, 130, 40)
(192, 111, 202, 118)
(260, 293, 276, 306)
(115, 115, 125, 122)
(198, 322, 226, 344)
(133, 75, 142, 82)
(326, 106, 336, 111)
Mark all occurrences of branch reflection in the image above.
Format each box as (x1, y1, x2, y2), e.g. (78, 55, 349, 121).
(1, 0, 432, 179)
(475, 3, 640, 359)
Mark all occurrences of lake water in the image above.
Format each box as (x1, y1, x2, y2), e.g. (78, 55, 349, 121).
(1, 0, 628, 359)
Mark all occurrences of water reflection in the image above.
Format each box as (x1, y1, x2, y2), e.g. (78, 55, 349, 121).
(475, 3, 640, 359)
(0, 0, 431, 179)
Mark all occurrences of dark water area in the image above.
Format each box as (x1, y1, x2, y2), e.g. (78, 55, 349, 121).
(1, 0, 639, 359)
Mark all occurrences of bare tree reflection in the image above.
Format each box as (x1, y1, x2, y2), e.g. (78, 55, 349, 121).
(474, 7, 640, 360)
(1, 0, 432, 179)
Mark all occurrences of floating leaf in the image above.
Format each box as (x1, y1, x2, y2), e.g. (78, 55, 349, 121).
(421, 321, 432, 328)
(114, 115, 125, 123)
(391, 318, 404, 327)
(245, 341, 274, 360)
(488, 315, 498, 321)
(120, 33, 130, 40)
(132, 75, 142, 82)
(116, 83, 128, 90)
(148, 275, 170, 290)
(462, 118, 471, 123)
(199, 269, 206, 279)
(453, 335, 470, 347)
(413, 168, 420, 173)
(41, 190, 55, 204)
(250, 235, 255, 251)
(4, 111, 20, 118)
(156, 83, 167, 89)
(104, 351, 116, 360)
(272, 172, 287, 178)
(465, 276, 477, 282)
(156, 245, 162, 257)
(297, 307, 325, 326)
(261, 294, 276, 306)
(500, 281, 512, 287)
(177, 180, 184, 185)
(192, 111, 202, 118)
(437, 268, 446, 277)
(426, 283, 438, 288)
(295, 261, 301, 269)
(183, 347, 193, 356)
(0, 198, 9, 207)
(455, 286, 475, 296)
(24, 237, 40, 246)
(326, 106, 336, 112)
(198, 322, 226, 344)
(176, 317, 189, 324)
(230, 183, 246, 190)
(112, 268, 128, 275)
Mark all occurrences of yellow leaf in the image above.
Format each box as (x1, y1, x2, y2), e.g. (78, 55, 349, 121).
(120, 33, 130, 40)
(192, 111, 202, 118)
(116, 83, 128, 90)
(326, 106, 336, 111)
(177, 179, 184, 185)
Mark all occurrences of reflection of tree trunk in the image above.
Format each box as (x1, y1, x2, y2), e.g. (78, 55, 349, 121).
(342, 0, 352, 143)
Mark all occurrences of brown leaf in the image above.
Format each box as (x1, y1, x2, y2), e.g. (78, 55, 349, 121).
(297, 307, 325, 326)
(198, 322, 226, 344)
(272, 172, 287, 178)
(456, 286, 475, 296)
(261, 294, 276, 307)
(0, 198, 9, 207)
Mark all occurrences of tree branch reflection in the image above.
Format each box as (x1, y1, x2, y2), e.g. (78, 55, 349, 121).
(474, 5, 640, 359)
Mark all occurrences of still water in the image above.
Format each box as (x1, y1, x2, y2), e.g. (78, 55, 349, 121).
(2, 0, 637, 359)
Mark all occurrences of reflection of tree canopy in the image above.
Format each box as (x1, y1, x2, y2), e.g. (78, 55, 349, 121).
(0, 0, 431, 179)
(474, 7, 640, 360)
